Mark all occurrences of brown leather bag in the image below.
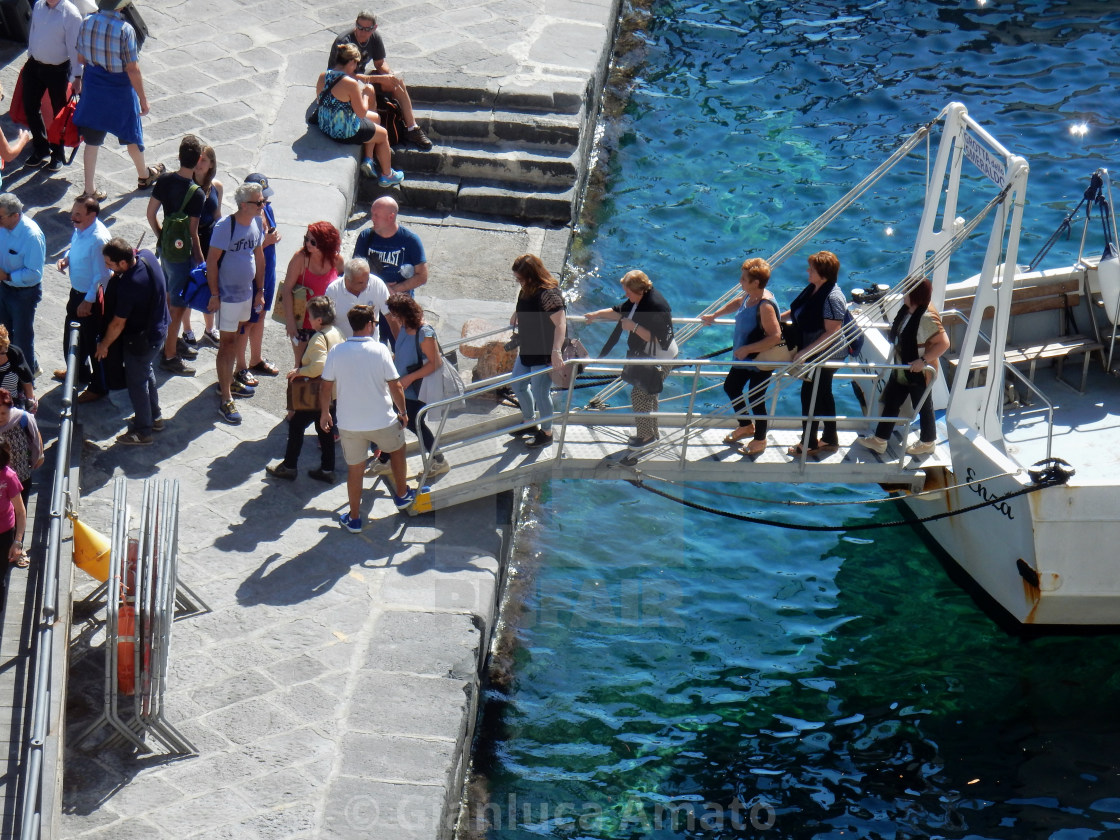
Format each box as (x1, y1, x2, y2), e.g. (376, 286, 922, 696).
(286, 376, 320, 412)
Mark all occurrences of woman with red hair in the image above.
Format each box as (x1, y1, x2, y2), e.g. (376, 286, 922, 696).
(280, 221, 344, 365)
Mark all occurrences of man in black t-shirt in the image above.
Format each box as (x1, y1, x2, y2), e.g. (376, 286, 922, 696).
(146, 134, 205, 376)
(95, 239, 170, 445)
(327, 11, 433, 150)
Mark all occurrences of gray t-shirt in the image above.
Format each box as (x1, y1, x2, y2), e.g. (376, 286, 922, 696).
(211, 215, 263, 302)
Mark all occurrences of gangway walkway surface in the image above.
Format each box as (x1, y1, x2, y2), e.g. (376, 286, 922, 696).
(409, 359, 942, 515)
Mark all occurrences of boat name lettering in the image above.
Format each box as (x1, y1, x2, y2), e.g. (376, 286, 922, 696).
(962, 131, 1007, 188)
(965, 466, 1014, 520)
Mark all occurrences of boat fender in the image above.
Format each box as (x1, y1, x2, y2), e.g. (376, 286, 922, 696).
(1027, 457, 1075, 486)
(1098, 243, 1120, 324)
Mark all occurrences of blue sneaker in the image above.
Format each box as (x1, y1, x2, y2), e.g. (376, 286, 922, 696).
(218, 399, 241, 425)
(339, 512, 362, 533)
(230, 379, 255, 397)
(392, 487, 416, 511)
(360, 158, 376, 178)
(377, 169, 405, 188)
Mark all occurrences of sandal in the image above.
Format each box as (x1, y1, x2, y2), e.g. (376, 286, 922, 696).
(787, 444, 805, 457)
(722, 424, 755, 445)
(15, 554, 29, 569)
(137, 162, 166, 189)
(78, 189, 108, 202)
(741, 439, 767, 457)
(249, 359, 280, 376)
(235, 368, 260, 388)
(808, 442, 840, 458)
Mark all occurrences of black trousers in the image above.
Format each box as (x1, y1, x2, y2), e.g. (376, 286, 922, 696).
(800, 366, 838, 447)
(21, 58, 70, 159)
(64, 288, 104, 391)
(723, 366, 772, 440)
(875, 371, 936, 442)
(282, 409, 336, 472)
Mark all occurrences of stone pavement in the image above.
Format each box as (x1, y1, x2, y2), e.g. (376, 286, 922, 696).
(0, 0, 621, 836)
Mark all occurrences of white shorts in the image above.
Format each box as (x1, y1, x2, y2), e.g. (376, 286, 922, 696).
(217, 298, 253, 333)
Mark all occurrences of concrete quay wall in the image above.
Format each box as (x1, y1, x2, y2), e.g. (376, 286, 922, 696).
(0, 0, 624, 837)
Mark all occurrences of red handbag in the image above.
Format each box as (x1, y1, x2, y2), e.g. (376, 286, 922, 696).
(47, 96, 82, 164)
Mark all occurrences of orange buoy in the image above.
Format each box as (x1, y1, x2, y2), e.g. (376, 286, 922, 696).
(71, 517, 111, 582)
(117, 604, 136, 695)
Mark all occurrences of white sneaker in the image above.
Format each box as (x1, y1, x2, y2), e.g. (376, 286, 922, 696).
(422, 458, 450, 478)
(365, 458, 393, 476)
(906, 439, 937, 456)
(855, 435, 888, 454)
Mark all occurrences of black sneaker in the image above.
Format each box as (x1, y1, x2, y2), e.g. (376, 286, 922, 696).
(176, 338, 199, 360)
(159, 356, 195, 376)
(407, 126, 434, 151)
(46, 157, 65, 172)
(308, 468, 335, 483)
(24, 151, 48, 168)
(265, 463, 297, 480)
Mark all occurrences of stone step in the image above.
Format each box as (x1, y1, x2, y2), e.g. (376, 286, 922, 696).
(407, 74, 587, 115)
(419, 106, 581, 150)
(360, 173, 575, 225)
(392, 142, 579, 190)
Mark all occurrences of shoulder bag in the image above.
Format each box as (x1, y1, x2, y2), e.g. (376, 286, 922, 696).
(272, 255, 310, 325)
(417, 331, 467, 413)
(751, 299, 793, 363)
(549, 335, 589, 389)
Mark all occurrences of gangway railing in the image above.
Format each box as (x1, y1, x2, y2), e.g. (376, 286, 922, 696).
(410, 355, 940, 504)
(19, 323, 81, 840)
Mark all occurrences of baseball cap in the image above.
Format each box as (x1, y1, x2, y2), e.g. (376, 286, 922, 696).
(244, 173, 274, 198)
(98, 0, 133, 10)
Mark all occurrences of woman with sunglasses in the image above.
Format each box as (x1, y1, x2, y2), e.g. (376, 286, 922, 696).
(280, 222, 344, 364)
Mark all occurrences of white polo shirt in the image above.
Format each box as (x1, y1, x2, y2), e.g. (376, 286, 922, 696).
(320, 336, 399, 431)
(325, 275, 391, 338)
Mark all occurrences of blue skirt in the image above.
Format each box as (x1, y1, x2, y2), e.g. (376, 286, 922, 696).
(73, 64, 144, 148)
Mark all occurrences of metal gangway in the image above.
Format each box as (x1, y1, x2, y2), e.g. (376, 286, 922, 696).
(408, 346, 945, 516)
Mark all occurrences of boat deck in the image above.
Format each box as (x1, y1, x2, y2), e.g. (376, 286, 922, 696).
(1000, 363, 1120, 485)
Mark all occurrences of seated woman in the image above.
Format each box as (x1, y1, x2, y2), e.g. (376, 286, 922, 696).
(785, 250, 846, 458)
(315, 43, 403, 187)
(266, 296, 345, 483)
(700, 257, 782, 456)
(855, 277, 949, 457)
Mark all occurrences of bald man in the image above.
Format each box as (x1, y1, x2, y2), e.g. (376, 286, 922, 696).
(352, 196, 427, 344)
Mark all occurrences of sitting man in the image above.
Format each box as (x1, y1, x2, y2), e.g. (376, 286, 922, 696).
(328, 9, 432, 150)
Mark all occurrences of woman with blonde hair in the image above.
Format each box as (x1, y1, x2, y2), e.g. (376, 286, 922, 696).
(584, 269, 674, 446)
(508, 254, 566, 448)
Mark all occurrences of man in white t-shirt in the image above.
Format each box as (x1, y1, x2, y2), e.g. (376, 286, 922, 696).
(325, 258, 390, 339)
(320, 304, 414, 532)
(206, 181, 265, 425)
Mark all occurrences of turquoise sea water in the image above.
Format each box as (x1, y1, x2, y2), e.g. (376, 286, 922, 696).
(480, 2, 1120, 838)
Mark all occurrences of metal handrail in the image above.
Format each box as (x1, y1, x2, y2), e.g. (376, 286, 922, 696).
(943, 308, 1056, 462)
(413, 355, 923, 483)
(20, 323, 81, 839)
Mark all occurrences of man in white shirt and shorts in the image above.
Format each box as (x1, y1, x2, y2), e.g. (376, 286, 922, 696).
(205, 181, 265, 425)
(321, 304, 415, 532)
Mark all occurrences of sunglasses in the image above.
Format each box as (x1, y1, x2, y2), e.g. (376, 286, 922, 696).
(356, 23, 375, 31)
(247, 200, 266, 206)
(304, 236, 318, 247)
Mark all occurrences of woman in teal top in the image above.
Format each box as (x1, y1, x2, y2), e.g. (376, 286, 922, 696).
(315, 44, 403, 187)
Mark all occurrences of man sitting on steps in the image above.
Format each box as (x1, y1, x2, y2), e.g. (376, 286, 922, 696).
(328, 9, 433, 151)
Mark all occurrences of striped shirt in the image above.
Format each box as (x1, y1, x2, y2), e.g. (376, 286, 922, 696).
(76, 10, 137, 73)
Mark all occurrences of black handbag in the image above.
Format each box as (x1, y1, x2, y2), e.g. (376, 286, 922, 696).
(621, 347, 664, 395)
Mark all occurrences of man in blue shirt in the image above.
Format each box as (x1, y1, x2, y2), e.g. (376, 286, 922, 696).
(352, 196, 427, 345)
(54, 195, 112, 402)
(0, 193, 46, 375)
